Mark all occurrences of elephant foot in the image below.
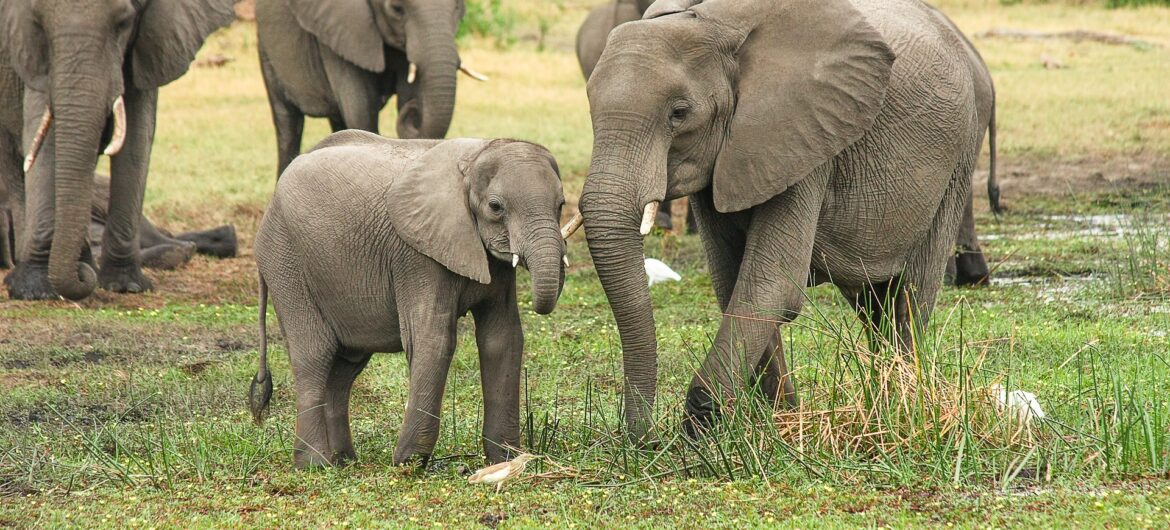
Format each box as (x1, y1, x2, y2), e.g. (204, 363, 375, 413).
(682, 385, 720, 439)
(4, 261, 58, 300)
(175, 225, 238, 258)
(98, 261, 153, 293)
(952, 247, 990, 287)
(293, 447, 334, 470)
(141, 242, 196, 270)
(331, 449, 358, 467)
(392, 448, 432, 468)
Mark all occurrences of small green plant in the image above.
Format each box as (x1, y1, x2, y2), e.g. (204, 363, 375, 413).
(458, 0, 517, 48)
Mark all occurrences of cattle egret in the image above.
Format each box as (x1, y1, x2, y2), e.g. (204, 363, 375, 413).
(645, 258, 681, 286)
(989, 384, 1046, 424)
(468, 453, 539, 492)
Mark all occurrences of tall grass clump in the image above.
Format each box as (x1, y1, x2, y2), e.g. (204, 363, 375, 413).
(458, 0, 517, 48)
(1107, 212, 1170, 299)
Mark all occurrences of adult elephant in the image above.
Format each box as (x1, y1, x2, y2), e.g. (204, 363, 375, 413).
(576, 0, 651, 80)
(257, 0, 482, 177)
(575, 0, 983, 439)
(0, 0, 236, 300)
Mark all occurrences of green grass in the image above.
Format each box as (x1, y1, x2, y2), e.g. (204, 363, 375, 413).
(3, 1, 1170, 527)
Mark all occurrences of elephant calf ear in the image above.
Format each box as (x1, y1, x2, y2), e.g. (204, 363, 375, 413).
(289, 0, 385, 73)
(387, 139, 493, 285)
(702, 0, 896, 213)
(131, 0, 236, 89)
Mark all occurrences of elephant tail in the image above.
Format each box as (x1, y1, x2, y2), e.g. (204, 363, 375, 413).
(249, 275, 274, 425)
(987, 88, 1002, 215)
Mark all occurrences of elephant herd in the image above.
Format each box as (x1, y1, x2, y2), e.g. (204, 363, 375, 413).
(2, 0, 1008, 467)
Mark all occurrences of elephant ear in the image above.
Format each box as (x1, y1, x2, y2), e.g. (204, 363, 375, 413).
(0, 0, 49, 92)
(387, 139, 492, 284)
(289, 0, 385, 73)
(643, 0, 699, 19)
(697, 0, 895, 213)
(131, 0, 236, 89)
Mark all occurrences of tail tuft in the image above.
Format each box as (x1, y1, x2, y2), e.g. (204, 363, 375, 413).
(249, 372, 273, 425)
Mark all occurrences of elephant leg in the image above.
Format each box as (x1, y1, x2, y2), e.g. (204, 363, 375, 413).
(842, 278, 912, 352)
(951, 191, 990, 287)
(289, 323, 340, 468)
(0, 133, 20, 269)
(321, 49, 381, 134)
(685, 177, 825, 435)
(137, 214, 195, 270)
(5, 92, 57, 300)
(752, 330, 798, 409)
(656, 199, 674, 230)
(100, 87, 157, 294)
(261, 51, 304, 178)
(691, 190, 790, 405)
(472, 290, 524, 465)
(393, 307, 458, 466)
(324, 350, 371, 465)
(328, 116, 347, 134)
(174, 225, 238, 259)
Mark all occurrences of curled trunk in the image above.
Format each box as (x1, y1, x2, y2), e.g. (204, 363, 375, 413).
(524, 225, 565, 315)
(399, 11, 459, 139)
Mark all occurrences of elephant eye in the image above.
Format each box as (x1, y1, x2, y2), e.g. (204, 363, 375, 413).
(669, 105, 690, 128)
(488, 199, 504, 214)
(389, 2, 406, 16)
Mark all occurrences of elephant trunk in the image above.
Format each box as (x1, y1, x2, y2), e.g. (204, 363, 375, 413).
(400, 7, 459, 139)
(578, 129, 665, 441)
(523, 224, 565, 315)
(46, 95, 107, 300)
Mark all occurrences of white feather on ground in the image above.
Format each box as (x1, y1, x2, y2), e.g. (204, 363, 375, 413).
(645, 258, 681, 286)
(989, 384, 1046, 424)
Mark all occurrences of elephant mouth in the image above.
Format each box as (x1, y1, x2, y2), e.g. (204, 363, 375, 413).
(23, 96, 127, 173)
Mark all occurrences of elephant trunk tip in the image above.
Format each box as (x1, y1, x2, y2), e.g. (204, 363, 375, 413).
(50, 262, 97, 301)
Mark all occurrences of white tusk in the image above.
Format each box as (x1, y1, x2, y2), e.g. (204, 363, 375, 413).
(407, 63, 417, 84)
(103, 96, 126, 156)
(458, 64, 489, 82)
(512, 254, 520, 268)
(23, 107, 53, 172)
(560, 212, 583, 240)
(563, 255, 569, 267)
(639, 201, 660, 236)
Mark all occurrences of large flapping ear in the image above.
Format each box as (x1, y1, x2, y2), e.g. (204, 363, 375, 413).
(289, 0, 385, 73)
(131, 0, 236, 89)
(642, 0, 699, 19)
(0, 0, 49, 92)
(696, 0, 895, 213)
(387, 138, 492, 284)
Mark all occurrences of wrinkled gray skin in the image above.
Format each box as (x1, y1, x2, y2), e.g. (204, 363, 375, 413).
(0, 0, 235, 300)
(0, 173, 238, 271)
(249, 131, 567, 468)
(256, 0, 466, 177)
(579, 0, 983, 439)
(936, 4, 1000, 287)
(576, 0, 692, 232)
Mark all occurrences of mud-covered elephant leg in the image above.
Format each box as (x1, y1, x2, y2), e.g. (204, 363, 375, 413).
(948, 191, 990, 286)
(99, 88, 157, 293)
(685, 176, 826, 434)
(394, 303, 459, 466)
(324, 350, 372, 465)
(472, 284, 524, 465)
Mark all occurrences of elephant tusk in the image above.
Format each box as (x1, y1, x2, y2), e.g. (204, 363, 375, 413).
(103, 96, 126, 156)
(407, 63, 417, 84)
(512, 254, 520, 268)
(23, 107, 53, 172)
(560, 212, 583, 240)
(458, 64, 489, 82)
(563, 255, 569, 267)
(639, 201, 660, 236)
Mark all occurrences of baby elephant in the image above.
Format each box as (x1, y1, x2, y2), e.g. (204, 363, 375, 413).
(249, 131, 574, 468)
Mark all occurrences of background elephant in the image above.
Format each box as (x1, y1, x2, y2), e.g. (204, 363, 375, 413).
(577, 0, 984, 438)
(250, 131, 571, 468)
(0, 173, 238, 271)
(257, 0, 477, 177)
(0, 0, 235, 300)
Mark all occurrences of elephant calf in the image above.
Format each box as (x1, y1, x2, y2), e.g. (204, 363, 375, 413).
(249, 131, 574, 468)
